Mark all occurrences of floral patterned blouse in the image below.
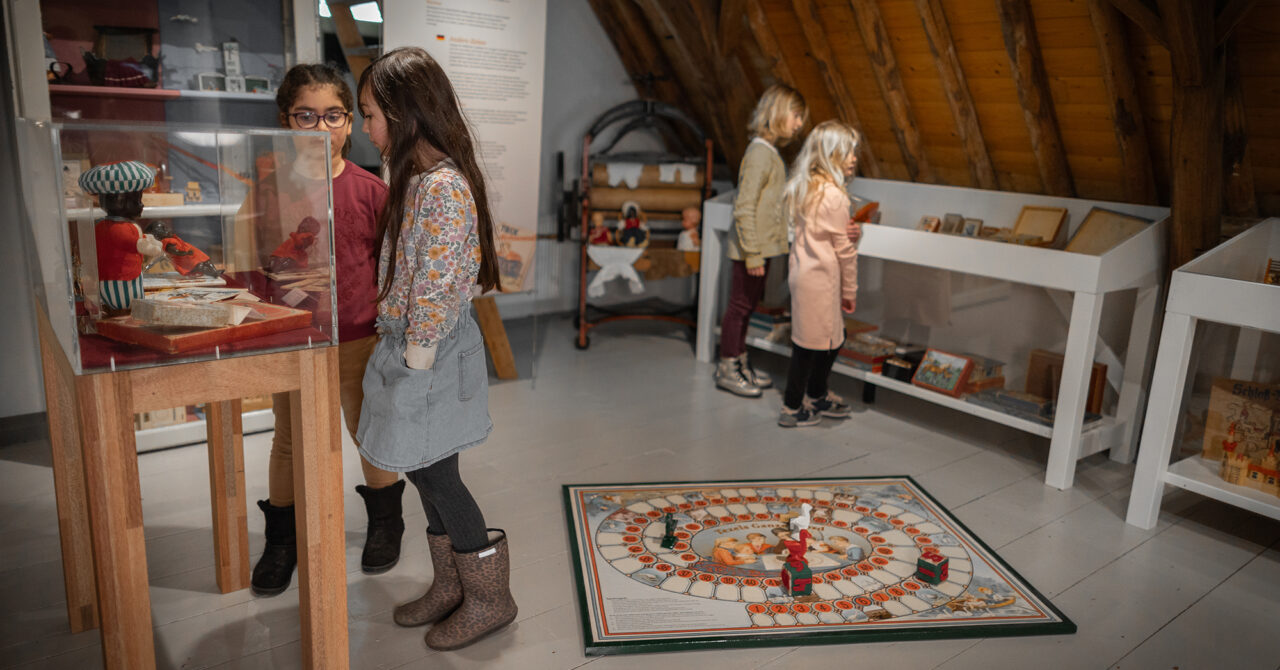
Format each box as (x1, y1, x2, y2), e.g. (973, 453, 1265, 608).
(376, 161, 481, 348)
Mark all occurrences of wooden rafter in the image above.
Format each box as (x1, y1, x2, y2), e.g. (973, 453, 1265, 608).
(587, 0, 680, 102)
(587, 0, 702, 155)
(1222, 39, 1258, 218)
(1160, 0, 1225, 265)
(848, 0, 935, 183)
(718, 0, 747, 58)
(1160, 0, 1213, 85)
(1087, 0, 1157, 205)
(789, 0, 881, 177)
(633, 0, 728, 156)
(744, 0, 796, 87)
(688, 1, 754, 168)
(914, 0, 996, 189)
(997, 0, 1075, 196)
(1216, 0, 1258, 47)
(1106, 0, 1167, 47)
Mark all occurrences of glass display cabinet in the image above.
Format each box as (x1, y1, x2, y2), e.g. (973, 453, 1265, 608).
(18, 118, 338, 373)
(16, 118, 349, 669)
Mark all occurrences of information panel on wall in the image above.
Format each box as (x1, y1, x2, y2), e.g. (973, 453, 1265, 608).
(383, 0, 546, 292)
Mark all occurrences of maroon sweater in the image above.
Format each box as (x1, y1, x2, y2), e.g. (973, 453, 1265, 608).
(250, 159, 387, 342)
(331, 161, 387, 342)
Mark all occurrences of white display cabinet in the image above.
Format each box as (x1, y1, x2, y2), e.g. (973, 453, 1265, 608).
(696, 178, 1169, 489)
(1126, 219, 1280, 528)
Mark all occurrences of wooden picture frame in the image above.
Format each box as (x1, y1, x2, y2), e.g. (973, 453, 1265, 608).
(961, 218, 983, 237)
(1064, 208, 1151, 255)
(911, 348, 973, 397)
(941, 213, 964, 234)
(917, 215, 941, 232)
(1012, 206, 1068, 245)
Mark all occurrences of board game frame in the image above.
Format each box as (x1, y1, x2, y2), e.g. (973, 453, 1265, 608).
(564, 477, 1075, 655)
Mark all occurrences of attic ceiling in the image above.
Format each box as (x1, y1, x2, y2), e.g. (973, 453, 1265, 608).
(586, 0, 1279, 266)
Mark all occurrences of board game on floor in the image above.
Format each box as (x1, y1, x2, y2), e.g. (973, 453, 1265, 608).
(564, 477, 1074, 655)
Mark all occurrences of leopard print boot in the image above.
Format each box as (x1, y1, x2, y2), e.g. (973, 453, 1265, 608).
(393, 532, 462, 626)
(425, 529, 518, 650)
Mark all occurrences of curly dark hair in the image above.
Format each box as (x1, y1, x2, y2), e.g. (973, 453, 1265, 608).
(275, 63, 354, 158)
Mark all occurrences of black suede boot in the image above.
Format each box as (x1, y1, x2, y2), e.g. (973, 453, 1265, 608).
(251, 500, 297, 597)
(355, 479, 406, 574)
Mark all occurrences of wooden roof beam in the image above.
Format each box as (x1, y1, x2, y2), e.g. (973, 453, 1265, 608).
(745, 0, 797, 88)
(1105, 0, 1167, 48)
(914, 0, 996, 190)
(789, 0, 882, 177)
(1087, 0, 1157, 205)
(1159, 0, 1225, 266)
(634, 0, 737, 165)
(718, 0, 747, 58)
(1223, 39, 1258, 218)
(1216, 0, 1258, 47)
(849, 0, 935, 183)
(997, 0, 1075, 196)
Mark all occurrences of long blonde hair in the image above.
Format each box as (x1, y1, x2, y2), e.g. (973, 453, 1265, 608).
(747, 84, 808, 146)
(783, 120, 859, 226)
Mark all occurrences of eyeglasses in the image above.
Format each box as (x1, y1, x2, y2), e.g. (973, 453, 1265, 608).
(288, 110, 351, 129)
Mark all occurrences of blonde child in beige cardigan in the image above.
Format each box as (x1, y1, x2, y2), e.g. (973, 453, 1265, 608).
(778, 120, 861, 427)
(715, 85, 808, 398)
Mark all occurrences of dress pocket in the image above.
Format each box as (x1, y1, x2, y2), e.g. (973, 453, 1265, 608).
(458, 341, 484, 401)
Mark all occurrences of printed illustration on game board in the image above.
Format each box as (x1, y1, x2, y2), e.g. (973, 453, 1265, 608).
(565, 478, 1074, 654)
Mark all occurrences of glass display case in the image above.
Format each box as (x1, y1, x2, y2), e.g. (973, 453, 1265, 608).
(17, 118, 337, 374)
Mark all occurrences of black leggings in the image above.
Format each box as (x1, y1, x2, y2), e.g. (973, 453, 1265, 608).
(404, 454, 488, 552)
(783, 344, 841, 410)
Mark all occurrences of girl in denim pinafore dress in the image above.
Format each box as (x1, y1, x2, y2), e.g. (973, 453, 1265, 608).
(354, 46, 516, 651)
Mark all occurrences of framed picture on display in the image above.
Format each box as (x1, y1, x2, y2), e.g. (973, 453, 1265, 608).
(941, 213, 964, 234)
(1012, 206, 1068, 246)
(911, 348, 974, 397)
(917, 215, 941, 232)
(961, 218, 983, 237)
(1064, 208, 1151, 255)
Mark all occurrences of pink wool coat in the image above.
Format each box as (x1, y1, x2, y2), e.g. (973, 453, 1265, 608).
(788, 182, 858, 350)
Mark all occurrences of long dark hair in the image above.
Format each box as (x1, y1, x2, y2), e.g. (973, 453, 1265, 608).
(358, 47, 500, 298)
(275, 64, 355, 157)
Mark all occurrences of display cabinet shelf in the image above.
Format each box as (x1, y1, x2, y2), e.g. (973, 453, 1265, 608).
(696, 178, 1170, 489)
(1126, 218, 1280, 528)
(743, 334, 1114, 443)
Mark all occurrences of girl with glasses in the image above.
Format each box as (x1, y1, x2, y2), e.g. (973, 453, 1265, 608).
(244, 64, 404, 598)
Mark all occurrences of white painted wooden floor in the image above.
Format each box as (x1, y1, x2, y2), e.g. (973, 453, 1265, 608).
(2, 316, 1278, 669)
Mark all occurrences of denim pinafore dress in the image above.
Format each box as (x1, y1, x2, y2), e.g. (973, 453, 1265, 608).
(355, 308, 492, 472)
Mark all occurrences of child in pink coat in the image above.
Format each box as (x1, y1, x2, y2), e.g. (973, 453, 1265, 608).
(779, 121, 861, 427)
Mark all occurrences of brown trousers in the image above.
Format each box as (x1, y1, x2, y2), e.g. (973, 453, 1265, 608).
(267, 334, 399, 506)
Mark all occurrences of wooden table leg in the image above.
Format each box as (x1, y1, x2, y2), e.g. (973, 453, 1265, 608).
(36, 306, 99, 632)
(206, 400, 250, 593)
(291, 347, 349, 669)
(76, 372, 155, 670)
(474, 296, 518, 380)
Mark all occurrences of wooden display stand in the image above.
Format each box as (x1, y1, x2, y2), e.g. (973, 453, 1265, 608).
(35, 303, 348, 669)
(697, 179, 1170, 490)
(1126, 219, 1280, 529)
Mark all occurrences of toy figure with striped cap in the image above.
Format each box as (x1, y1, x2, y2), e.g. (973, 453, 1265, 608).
(79, 161, 164, 312)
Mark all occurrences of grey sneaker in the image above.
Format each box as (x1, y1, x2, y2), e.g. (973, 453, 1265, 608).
(778, 405, 821, 428)
(715, 357, 763, 397)
(806, 392, 851, 418)
(738, 353, 773, 388)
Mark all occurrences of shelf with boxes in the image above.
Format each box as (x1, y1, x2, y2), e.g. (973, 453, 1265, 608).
(698, 179, 1170, 489)
(1126, 219, 1280, 528)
